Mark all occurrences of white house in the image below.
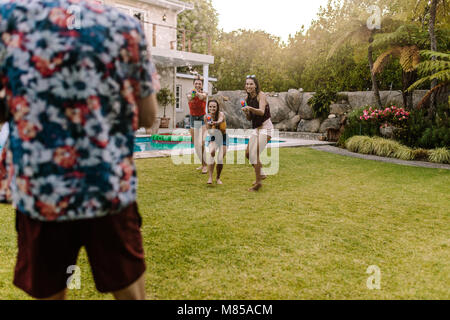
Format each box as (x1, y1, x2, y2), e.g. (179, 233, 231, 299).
(99, 0, 215, 129)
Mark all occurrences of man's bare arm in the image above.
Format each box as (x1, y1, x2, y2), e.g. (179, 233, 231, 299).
(138, 94, 158, 128)
(0, 89, 7, 124)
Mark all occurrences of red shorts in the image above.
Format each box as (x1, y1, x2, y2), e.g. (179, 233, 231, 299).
(14, 203, 146, 299)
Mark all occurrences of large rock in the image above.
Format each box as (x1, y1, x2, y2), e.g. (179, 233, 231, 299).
(285, 89, 302, 113)
(212, 91, 252, 129)
(213, 90, 433, 130)
(298, 92, 315, 120)
(344, 90, 430, 110)
(266, 94, 291, 124)
(319, 118, 341, 133)
(297, 119, 321, 133)
(274, 115, 301, 132)
(330, 103, 351, 115)
(345, 91, 378, 110)
(380, 91, 404, 107)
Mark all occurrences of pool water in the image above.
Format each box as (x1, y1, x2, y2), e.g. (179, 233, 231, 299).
(134, 136, 282, 152)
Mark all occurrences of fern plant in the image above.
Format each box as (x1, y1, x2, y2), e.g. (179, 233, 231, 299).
(372, 24, 431, 109)
(408, 50, 450, 109)
(308, 88, 338, 120)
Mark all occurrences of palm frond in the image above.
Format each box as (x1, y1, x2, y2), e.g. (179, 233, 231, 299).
(408, 75, 432, 91)
(372, 47, 402, 74)
(327, 30, 358, 60)
(399, 45, 420, 72)
(428, 69, 450, 83)
(417, 60, 450, 76)
(408, 69, 450, 91)
(416, 83, 448, 109)
(420, 50, 450, 61)
(327, 21, 369, 60)
(371, 24, 428, 50)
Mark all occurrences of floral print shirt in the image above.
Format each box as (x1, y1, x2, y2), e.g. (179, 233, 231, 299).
(0, 0, 156, 221)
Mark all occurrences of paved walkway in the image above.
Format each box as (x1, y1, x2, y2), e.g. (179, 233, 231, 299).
(310, 145, 450, 170)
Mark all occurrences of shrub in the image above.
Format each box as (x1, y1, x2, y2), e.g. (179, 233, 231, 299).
(358, 136, 376, 154)
(394, 146, 415, 161)
(396, 103, 450, 149)
(308, 88, 338, 120)
(359, 106, 410, 127)
(429, 148, 450, 164)
(372, 137, 401, 157)
(338, 107, 380, 146)
(346, 136, 370, 153)
(394, 108, 430, 148)
(413, 148, 430, 161)
(418, 126, 450, 149)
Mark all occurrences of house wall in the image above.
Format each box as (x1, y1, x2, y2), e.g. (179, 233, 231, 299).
(104, 0, 178, 50)
(100, 1, 217, 130)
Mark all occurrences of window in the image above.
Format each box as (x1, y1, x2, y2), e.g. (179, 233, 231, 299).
(175, 85, 182, 111)
(115, 5, 148, 38)
(115, 5, 146, 22)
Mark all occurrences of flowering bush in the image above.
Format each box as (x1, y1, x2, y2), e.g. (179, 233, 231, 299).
(359, 106, 410, 128)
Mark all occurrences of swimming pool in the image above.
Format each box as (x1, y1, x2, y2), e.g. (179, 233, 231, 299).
(0, 134, 281, 153)
(134, 136, 282, 152)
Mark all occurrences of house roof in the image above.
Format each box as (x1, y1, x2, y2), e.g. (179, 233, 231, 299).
(139, 0, 194, 13)
(177, 73, 217, 82)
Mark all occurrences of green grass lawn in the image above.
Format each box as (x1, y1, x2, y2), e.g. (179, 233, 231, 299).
(0, 147, 449, 300)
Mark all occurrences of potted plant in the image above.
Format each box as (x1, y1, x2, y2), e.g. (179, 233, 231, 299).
(157, 87, 176, 129)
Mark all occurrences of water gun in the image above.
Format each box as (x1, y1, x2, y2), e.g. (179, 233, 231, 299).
(240, 100, 247, 108)
(191, 90, 196, 99)
(206, 114, 213, 125)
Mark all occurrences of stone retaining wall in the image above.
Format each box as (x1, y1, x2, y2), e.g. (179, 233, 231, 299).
(211, 89, 448, 133)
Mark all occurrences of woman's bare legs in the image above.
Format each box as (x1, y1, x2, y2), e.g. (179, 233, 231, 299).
(216, 146, 227, 184)
(207, 142, 216, 184)
(201, 126, 207, 174)
(246, 133, 271, 191)
(112, 273, 146, 300)
(191, 126, 207, 172)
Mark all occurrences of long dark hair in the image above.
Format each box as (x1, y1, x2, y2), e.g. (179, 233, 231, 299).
(208, 99, 220, 122)
(245, 76, 260, 102)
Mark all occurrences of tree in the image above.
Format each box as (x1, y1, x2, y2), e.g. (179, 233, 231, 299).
(177, 0, 219, 56)
(327, 20, 384, 107)
(372, 24, 429, 108)
(408, 50, 450, 109)
(429, 0, 439, 111)
(211, 30, 289, 92)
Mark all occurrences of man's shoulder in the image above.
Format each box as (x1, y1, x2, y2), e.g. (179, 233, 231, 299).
(0, 0, 141, 28)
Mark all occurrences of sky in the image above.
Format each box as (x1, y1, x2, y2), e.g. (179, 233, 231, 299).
(210, 0, 330, 42)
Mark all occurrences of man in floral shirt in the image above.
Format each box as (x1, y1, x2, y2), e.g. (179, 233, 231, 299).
(0, 0, 158, 299)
